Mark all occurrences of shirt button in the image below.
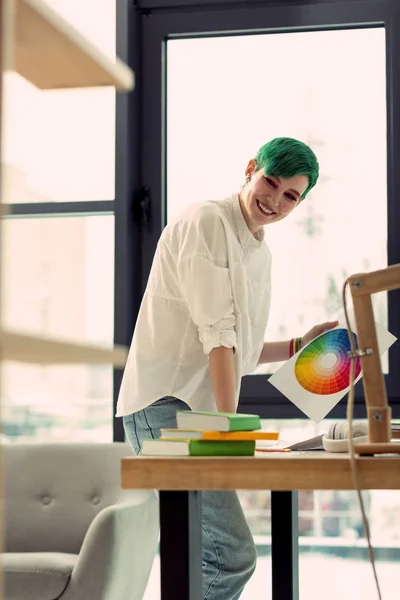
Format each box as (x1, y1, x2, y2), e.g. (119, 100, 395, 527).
(42, 495, 51, 505)
(92, 496, 101, 505)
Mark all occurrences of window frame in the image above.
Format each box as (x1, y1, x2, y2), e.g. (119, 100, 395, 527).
(131, 0, 400, 420)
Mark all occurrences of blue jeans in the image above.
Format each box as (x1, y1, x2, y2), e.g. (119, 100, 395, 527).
(123, 397, 257, 600)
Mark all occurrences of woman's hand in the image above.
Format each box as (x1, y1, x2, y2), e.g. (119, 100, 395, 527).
(301, 320, 339, 349)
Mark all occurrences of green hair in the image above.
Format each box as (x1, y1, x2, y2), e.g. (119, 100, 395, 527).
(254, 137, 319, 200)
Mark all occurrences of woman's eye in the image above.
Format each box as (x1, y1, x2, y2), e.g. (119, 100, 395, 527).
(285, 193, 296, 201)
(265, 178, 277, 188)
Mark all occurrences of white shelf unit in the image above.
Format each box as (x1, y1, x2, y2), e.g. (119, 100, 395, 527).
(7, 0, 135, 90)
(0, 0, 134, 367)
(0, 328, 128, 366)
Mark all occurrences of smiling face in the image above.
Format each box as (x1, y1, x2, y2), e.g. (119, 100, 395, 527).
(239, 159, 309, 235)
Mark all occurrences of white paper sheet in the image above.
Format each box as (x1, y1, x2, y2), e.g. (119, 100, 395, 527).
(268, 312, 397, 423)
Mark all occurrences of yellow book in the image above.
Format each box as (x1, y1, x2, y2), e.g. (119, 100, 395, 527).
(160, 428, 279, 441)
(203, 431, 279, 441)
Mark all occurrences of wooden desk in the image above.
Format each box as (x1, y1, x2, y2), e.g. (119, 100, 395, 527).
(121, 452, 400, 600)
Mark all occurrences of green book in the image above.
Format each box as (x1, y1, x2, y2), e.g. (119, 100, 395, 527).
(140, 439, 256, 456)
(176, 410, 261, 432)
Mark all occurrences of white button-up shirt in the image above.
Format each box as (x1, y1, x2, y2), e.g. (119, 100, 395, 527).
(116, 193, 272, 416)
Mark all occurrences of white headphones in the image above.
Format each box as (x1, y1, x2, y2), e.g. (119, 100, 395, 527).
(322, 421, 369, 453)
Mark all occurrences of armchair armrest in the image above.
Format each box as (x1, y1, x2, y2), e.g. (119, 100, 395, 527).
(61, 490, 159, 600)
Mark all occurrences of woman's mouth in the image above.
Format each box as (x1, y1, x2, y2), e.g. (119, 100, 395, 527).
(256, 199, 276, 217)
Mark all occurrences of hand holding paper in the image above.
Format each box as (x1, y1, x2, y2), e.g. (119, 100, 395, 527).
(301, 320, 339, 348)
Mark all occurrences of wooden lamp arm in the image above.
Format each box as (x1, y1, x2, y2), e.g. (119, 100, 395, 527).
(348, 264, 400, 443)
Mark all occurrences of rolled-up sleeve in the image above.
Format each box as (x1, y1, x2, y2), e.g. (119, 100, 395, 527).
(178, 255, 237, 355)
(201, 321, 237, 355)
(176, 209, 238, 355)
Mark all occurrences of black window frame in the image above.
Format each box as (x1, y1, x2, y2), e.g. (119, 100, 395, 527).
(120, 0, 400, 427)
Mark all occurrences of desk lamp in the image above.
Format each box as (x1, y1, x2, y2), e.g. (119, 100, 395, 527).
(348, 263, 400, 455)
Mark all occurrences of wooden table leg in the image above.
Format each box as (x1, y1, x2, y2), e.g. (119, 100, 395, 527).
(159, 490, 202, 600)
(271, 491, 299, 600)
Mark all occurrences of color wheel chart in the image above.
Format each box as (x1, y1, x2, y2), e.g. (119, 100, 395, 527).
(294, 328, 361, 395)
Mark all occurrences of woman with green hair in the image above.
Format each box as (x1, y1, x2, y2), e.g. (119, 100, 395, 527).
(117, 137, 337, 599)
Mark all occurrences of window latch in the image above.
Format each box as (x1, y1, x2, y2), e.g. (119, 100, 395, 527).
(132, 186, 151, 230)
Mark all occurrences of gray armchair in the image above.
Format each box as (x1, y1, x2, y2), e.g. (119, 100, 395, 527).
(1, 442, 159, 600)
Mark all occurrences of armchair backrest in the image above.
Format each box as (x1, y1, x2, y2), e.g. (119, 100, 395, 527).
(3, 442, 134, 554)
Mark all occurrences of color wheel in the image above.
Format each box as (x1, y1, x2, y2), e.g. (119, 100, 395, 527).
(294, 328, 361, 395)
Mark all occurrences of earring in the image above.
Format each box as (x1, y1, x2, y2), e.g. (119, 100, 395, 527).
(246, 175, 251, 184)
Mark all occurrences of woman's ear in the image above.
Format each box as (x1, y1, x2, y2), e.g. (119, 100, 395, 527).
(245, 158, 257, 179)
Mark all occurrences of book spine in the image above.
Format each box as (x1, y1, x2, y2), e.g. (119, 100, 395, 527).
(202, 431, 278, 441)
(229, 418, 262, 431)
(189, 440, 255, 456)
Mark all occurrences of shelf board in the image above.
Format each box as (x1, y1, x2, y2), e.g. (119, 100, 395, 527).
(9, 0, 134, 90)
(0, 328, 128, 366)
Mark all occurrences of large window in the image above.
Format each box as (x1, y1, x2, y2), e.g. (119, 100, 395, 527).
(166, 28, 388, 375)
(1, 0, 118, 443)
(145, 3, 400, 414)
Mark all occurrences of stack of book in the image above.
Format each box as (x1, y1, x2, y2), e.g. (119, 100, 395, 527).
(139, 410, 279, 456)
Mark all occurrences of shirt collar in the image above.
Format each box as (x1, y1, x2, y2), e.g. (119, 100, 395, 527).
(232, 193, 265, 252)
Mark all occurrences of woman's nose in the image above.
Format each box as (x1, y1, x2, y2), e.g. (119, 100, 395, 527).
(269, 192, 280, 209)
